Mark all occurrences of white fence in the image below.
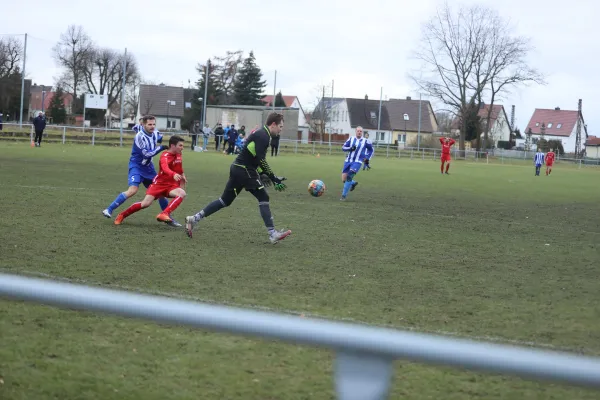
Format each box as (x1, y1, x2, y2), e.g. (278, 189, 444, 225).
(2, 273, 600, 399)
(2, 123, 599, 167)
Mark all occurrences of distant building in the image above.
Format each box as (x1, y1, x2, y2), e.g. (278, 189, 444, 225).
(137, 84, 184, 130)
(524, 107, 588, 154)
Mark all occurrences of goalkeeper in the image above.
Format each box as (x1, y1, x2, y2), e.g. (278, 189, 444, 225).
(185, 113, 291, 244)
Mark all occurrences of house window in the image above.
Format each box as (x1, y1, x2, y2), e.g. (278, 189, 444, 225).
(535, 122, 540, 127)
(547, 123, 553, 128)
(377, 132, 386, 142)
(370, 111, 377, 119)
(557, 123, 562, 129)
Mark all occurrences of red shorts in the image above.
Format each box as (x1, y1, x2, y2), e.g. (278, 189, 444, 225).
(546, 162, 553, 167)
(441, 154, 451, 162)
(146, 182, 180, 198)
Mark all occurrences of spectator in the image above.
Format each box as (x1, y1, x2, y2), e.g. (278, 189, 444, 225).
(214, 123, 224, 151)
(226, 124, 238, 154)
(270, 131, 280, 156)
(234, 133, 244, 154)
(191, 121, 200, 150)
(33, 112, 46, 147)
(202, 123, 212, 151)
(0, 112, 3, 131)
(238, 125, 246, 137)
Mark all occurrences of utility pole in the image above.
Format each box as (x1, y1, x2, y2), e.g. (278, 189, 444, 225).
(119, 48, 127, 147)
(19, 33, 28, 128)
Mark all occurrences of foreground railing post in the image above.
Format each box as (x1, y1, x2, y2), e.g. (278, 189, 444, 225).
(335, 351, 393, 400)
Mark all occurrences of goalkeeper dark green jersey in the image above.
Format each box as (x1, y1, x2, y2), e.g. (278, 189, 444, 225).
(233, 125, 274, 176)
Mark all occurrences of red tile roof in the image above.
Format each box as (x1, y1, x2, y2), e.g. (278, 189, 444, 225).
(585, 136, 600, 146)
(262, 95, 296, 107)
(525, 108, 579, 137)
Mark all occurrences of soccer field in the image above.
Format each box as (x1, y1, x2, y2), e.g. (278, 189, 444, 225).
(1, 142, 599, 399)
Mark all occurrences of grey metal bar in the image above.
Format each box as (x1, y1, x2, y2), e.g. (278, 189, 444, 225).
(2, 272, 600, 392)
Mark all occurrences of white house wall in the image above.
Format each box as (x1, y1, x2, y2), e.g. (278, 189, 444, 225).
(327, 100, 353, 136)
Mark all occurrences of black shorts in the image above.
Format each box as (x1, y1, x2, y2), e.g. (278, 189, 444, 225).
(224, 164, 264, 194)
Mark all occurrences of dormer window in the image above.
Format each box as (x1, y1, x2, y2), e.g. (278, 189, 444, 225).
(556, 123, 562, 129)
(547, 123, 553, 128)
(370, 111, 377, 119)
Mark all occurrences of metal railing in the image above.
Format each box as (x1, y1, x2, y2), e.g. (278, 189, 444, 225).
(2, 273, 600, 399)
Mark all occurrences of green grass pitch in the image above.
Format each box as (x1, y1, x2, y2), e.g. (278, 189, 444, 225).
(0, 142, 599, 399)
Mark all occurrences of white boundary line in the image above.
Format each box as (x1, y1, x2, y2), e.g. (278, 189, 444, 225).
(1, 268, 595, 355)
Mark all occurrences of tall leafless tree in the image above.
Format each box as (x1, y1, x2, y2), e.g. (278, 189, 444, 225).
(411, 3, 544, 153)
(0, 37, 23, 79)
(306, 83, 333, 143)
(81, 47, 139, 110)
(211, 50, 243, 104)
(52, 25, 94, 101)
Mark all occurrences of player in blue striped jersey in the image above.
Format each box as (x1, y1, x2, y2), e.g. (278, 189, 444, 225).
(534, 149, 545, 176)
(340, 126, 373, 201)
(102, 115, 180, 226)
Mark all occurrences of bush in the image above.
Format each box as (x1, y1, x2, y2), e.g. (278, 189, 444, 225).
(497, 140, 512, 150)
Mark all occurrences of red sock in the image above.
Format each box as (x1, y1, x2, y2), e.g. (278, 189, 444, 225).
(163, 196, 183, 214)
(446, 163, 450, 173)
(121, 202, 143, 219)
(441, 162, 444, 173)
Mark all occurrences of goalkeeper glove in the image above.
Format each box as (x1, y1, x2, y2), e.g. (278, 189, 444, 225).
(272, 175, 287, 191)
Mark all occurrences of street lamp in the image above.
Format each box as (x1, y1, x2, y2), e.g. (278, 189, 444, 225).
(403, 113, 409, 146)
(198, 97, 204, 127)
(166, 100, 175, 129)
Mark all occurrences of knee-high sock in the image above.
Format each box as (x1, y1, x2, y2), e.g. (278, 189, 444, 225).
(446, 163, 450, 173)
(163, 197, 183, 214)
(441, 162, 444, 173)
(120, 202, 143, 220)
(258, 201, 275, 231)
(158, 197, 169, 211)
(107, 192, 128, 213)
(342, 180, 353, 197)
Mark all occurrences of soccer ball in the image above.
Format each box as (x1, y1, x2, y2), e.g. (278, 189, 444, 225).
(308, 179, 326, 197)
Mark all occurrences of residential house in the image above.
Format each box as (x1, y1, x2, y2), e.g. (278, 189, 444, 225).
(312, 97, 393, 144)
(262, 94, 310, 142)
(450, 103, 511, 147)
(29, 89, 74, 117)
(585, 136, 600, 158)
(478, 104, 511, 145)
(386, 97, 438, 148)
(137, 84, 184, 130)
(524, 107, 588, 154)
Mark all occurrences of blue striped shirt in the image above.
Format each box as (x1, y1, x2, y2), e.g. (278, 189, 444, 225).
(534, 152, 545, 166)
(342, 137, 374, 163)
(129, 128, 164, 169)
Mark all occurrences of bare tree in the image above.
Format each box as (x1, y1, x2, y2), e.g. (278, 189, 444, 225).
(52, 25, 94, 100)
(411, 3, 544, 153)
(306, 83, 333, 143)
(435, 111, 454, 134)
(0, 37, 23, 79)
(82, 47, 139, 110)
(211, 50, 243, 104)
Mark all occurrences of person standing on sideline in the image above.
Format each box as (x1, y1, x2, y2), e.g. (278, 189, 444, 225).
(227, 124, 238, 154)
(270, 131, 280, 156)
(191, 121, 200, 150)
(214, 123, 224, 151)
(33, 112, 46, 147)
(202, 123, 212, 151)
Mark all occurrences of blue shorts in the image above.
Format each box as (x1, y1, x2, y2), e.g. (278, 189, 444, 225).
(342, 161, 363, 174)
(128, 167, 156, 188)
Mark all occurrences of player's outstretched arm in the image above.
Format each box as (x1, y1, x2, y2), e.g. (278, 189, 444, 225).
(135, 133, 167, 158)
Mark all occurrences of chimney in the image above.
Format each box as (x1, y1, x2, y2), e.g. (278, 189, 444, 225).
(406, 96, 412, 101)
(364, 94, 368, 100)
(555, 107, 560, 111)
(479, 102, 485, 109)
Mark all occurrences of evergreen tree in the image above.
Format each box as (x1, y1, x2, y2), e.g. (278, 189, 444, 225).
(274, 91, 287, 107)
(48, 86, 67, 124)
(233, 51, 266, 105)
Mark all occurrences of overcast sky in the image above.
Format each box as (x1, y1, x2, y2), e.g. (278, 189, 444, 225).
(5, 0, 599, 133)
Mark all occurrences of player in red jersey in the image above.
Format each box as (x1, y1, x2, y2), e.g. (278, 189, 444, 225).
(114, 135, 187, 225)
(545, 149, 555, 175)
(439, 136, 456, 174)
